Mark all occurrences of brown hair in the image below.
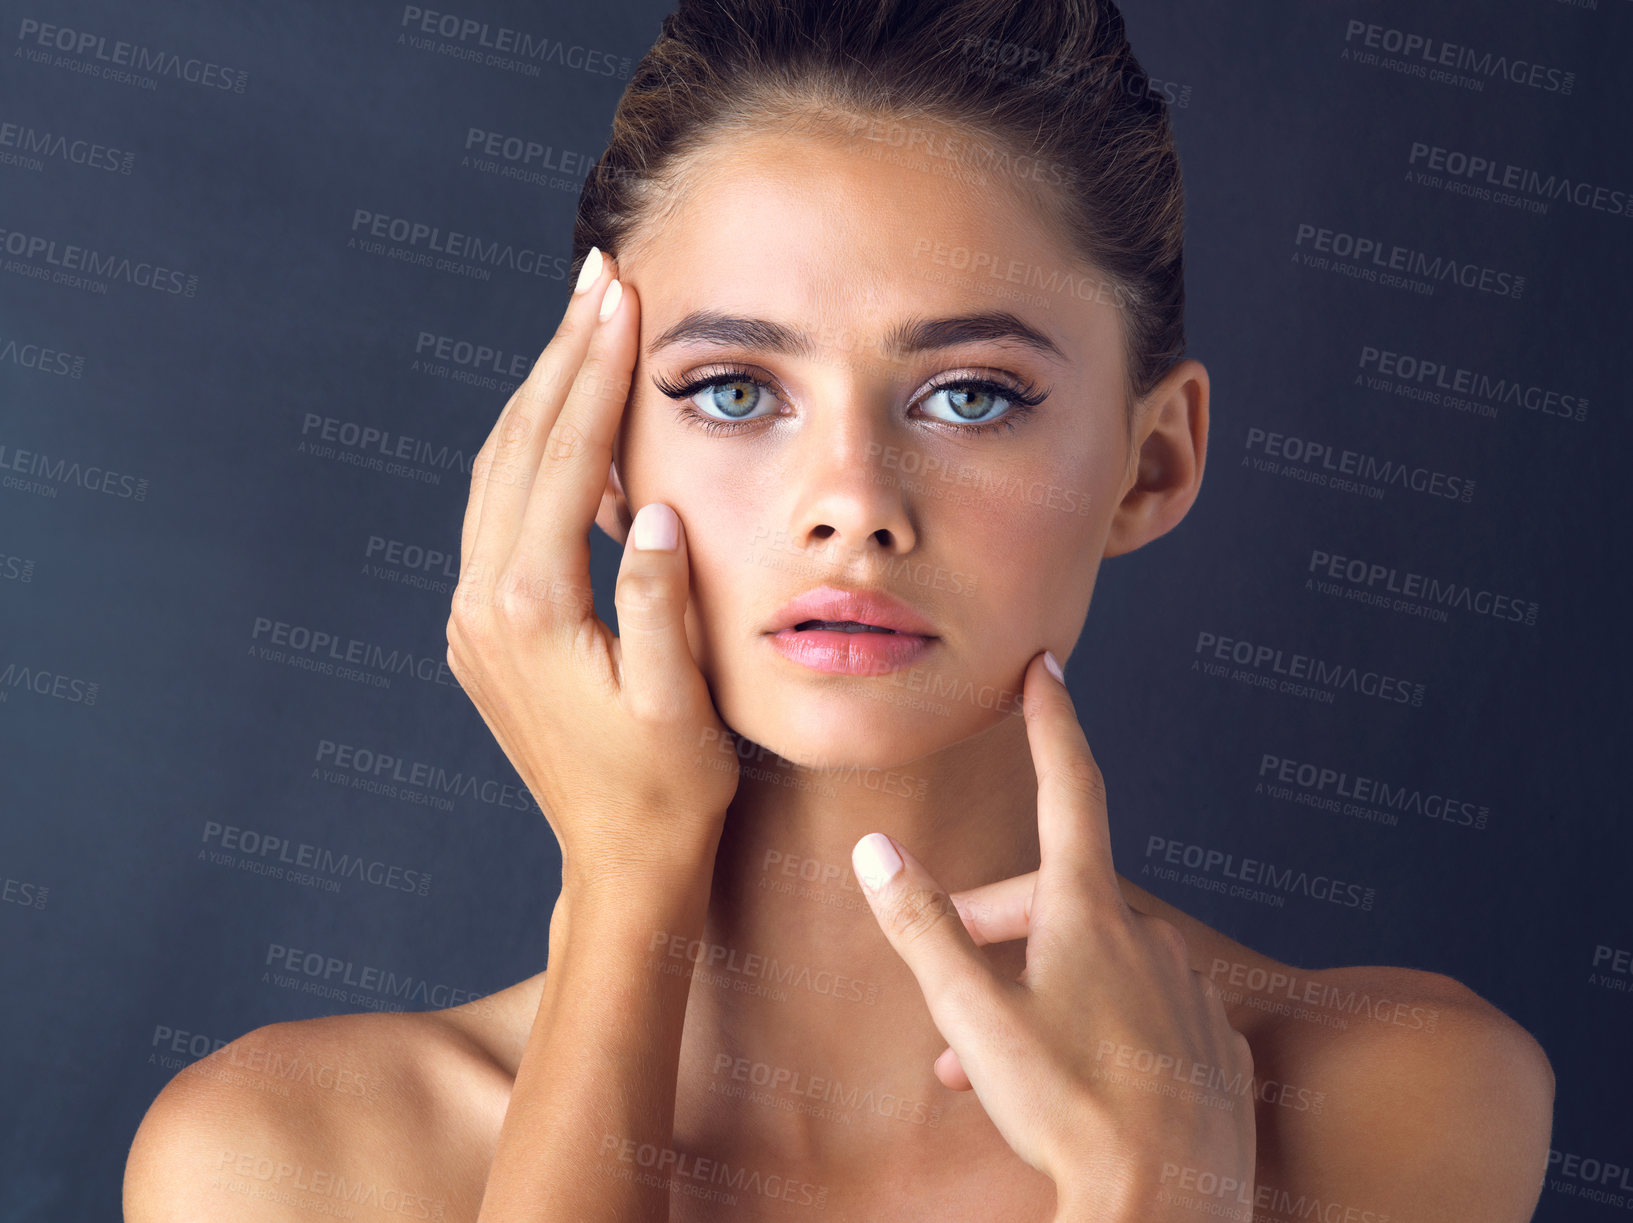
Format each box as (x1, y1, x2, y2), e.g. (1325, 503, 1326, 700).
(572, 0, 1187, 425)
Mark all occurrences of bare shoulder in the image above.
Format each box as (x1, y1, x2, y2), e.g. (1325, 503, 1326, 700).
(1235, 960, 1554, 1223)
(123, 981, 542, 1223)
(1118, 877, 1554, 1221)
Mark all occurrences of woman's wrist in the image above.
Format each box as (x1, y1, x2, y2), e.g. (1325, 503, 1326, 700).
(481, 841, 716, 1221)
(559, 840, 718, 927)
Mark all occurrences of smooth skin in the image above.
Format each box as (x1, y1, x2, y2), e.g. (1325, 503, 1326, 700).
(125, 122, 1555, 1222)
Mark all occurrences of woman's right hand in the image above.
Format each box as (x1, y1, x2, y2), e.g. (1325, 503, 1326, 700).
(445, 247, 741, 896)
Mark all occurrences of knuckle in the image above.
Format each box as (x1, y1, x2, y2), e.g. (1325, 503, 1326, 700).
(495, 574, 549, 628)
(623, 686, 683, 726)
(1042, 753, 1105, 804)
(544, 415, 586, 465)
(494, 408, 538, 463)
(614, 571, 674, 626)
(447, 587, 485, 635)
(1143, 915, 1191, 962)
(886, 885, 957, 945)
(444, 642, 474, 693)
(1233, 1029, 1254, 1067)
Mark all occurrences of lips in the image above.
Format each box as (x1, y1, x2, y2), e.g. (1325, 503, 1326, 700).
(767, 585, 938, 637)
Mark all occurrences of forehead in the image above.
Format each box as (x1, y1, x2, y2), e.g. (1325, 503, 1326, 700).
(625, 123, 1116, 360)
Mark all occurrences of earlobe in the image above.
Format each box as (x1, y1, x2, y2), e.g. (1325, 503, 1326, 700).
(1102, 360, 1209, 559)
(594, 459, 634, 544)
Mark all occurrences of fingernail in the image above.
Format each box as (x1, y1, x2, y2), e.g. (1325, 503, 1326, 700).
(599, 278, 623, 322)
(853, 833, 903, 892)
(1043, 650, 1064, 683)
(631, 502, 678, 551)
(574, 246, 603, 294)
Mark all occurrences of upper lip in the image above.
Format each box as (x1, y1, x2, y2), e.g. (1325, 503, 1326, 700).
(767, 585, 938, 636)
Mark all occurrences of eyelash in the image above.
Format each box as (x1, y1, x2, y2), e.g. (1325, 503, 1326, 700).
(652, 365, 1048, 437)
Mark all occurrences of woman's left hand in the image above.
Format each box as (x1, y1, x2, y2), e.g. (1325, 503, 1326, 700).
(849, 650, 1256, 1221)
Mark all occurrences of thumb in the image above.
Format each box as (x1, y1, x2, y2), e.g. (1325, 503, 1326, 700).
(851, 833, 1005, 1050)
(614, 501, 705, 719)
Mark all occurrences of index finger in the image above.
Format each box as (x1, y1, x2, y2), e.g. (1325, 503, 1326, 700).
(1022, 651, 1121, 909)
(507, 273, 641, 629)
(459, 248, 617, 598)
(949, 870, 1037, 946)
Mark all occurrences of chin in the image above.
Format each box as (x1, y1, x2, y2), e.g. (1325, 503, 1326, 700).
(712, 666, 1001, 777)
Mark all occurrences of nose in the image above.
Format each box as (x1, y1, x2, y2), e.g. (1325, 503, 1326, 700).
(783, 401, 918, 558)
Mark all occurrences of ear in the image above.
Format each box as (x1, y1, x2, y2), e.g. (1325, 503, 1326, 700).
(594, 457, 634, 544)
(1102, 357, 1209, 559)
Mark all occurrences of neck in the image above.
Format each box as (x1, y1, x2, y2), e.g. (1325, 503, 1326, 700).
(679, 709, 1044, 1172)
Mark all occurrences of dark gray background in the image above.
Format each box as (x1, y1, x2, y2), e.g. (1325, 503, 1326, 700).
(1, 0, 1628, 1218)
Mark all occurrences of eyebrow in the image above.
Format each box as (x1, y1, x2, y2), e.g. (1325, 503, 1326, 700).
(646, 309, 1068, 363)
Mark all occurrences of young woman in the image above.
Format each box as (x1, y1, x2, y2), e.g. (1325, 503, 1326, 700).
(126, 1, 1554, 1219)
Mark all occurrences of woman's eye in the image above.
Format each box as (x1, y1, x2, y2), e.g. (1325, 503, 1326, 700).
(691, 376, 775, 421)
(654, 367, 1045, 436)
(918, 383, 1013, 426)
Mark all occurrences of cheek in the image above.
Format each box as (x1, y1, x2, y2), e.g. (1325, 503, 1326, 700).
(933, 464, 1106, 647)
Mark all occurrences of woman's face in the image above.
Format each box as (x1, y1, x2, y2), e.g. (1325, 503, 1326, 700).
(609, 123, 1152, 772)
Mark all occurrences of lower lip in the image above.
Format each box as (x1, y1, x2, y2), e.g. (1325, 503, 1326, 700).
(767, 628, 936, 675)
